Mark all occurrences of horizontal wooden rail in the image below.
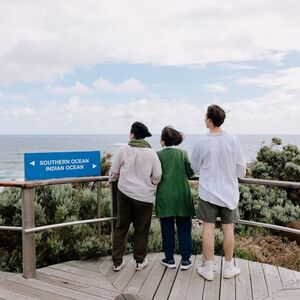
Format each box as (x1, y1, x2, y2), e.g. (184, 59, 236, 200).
(0, 226, 22, 231)
(238, 177, 300, 189)
(0, 176, 109, 188)
(237, 219, 300, 235)
(1, 176, 300, 189)
(24, 217, 117, 234)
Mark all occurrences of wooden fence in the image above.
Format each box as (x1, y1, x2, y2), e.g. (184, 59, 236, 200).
(0, 176, 299, 279)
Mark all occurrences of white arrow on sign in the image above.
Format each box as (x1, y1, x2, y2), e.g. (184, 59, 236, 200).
(92, 164, 97, 169)
(30, 161, 36, 166)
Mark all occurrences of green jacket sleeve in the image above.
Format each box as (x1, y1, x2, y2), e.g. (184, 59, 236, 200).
(184, 151, 194, 179)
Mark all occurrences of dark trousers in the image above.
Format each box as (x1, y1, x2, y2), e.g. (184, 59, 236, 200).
(160, 216, 193, 261)
(112, 191, 153, 265)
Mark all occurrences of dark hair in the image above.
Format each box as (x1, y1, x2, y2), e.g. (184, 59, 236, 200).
(130, 121, 152, 139)
(206, 104, 226, 127)
(161, 126, 183, 146)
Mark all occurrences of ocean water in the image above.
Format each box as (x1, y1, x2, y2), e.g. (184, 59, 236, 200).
(0, 134, 300, 181)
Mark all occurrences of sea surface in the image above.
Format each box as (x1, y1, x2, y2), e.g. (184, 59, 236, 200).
(0, 134, 300, 181)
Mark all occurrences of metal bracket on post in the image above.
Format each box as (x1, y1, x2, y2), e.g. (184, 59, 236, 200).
(22, 187, 36, 279)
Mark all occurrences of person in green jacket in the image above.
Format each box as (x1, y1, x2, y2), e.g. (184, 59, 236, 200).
(156, 126, 196, 270)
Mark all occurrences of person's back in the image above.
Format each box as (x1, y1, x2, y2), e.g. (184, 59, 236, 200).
(156, 147, 194, 217)
(114, 144, 161, 203)
(156, 126, 195, 270)
(109, 121, 162, 272)
(191, 104, 246, 281)
(192, 131, 245, 209)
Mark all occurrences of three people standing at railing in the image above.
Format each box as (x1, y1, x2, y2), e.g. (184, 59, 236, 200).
(109, 104, 246, 281)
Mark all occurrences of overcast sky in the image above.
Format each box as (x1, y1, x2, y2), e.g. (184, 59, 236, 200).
(0, 0, 300, 134)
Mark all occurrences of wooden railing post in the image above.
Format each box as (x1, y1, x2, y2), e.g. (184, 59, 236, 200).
(97, 181, 102, 237)
(22, 187, 36, 278)
(110, 181, 118, 233)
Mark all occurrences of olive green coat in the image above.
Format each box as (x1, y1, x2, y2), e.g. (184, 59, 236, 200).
(155, 148, 195, 218)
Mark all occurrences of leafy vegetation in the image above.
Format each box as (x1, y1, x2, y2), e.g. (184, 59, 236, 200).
(0, 139, 299, 272)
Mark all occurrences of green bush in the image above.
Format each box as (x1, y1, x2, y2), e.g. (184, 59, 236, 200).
(238, 184, 300, 226)
(243, 137, 300, 225)
(251, 138, 300, 182)
(1, 140, 299, 273)
(0, 183, 112, 272)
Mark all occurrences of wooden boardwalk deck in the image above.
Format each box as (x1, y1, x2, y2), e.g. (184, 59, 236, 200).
(0, 253, 299, 300)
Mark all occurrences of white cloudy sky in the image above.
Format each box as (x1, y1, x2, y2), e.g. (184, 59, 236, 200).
(0, 0, 300, 134)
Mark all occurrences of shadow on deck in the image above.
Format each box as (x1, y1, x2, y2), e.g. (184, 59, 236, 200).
(0, 253, 299, 300)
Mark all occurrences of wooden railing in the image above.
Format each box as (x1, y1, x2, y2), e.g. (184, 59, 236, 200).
(0, 176, 117, 279)
(0, 176, 299, 279)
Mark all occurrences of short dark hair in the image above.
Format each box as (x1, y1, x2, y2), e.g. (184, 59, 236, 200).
(161, 126, 183, 146)
(206, 104, 226, 127)
(130, 121, 152, 139)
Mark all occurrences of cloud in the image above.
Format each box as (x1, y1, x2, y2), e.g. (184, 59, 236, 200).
(0, 92, 25, 101)
(237, 67, 300, 91)
(46, 81, 92, 95)
(1, 1, 300, 83)
(203, 83, 227, 93)
(222, 90, 300, 134)
(1, 91, 299, 134)
(93, 78, 147, 93)
(0, 105, 34, 121)
(217, 62, 257, 70)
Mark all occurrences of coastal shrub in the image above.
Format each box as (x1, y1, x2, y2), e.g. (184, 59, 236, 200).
(244, 137, 300, 224)
(0, 183, 112, 272)
(251, 137, 300, 182)
(239, 185, 300, 226)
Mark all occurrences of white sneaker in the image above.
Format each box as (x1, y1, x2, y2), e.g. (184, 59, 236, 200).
(136, 258, 149, 270)
(200, 260, 217, 272)
(197, 266, 214, 281)
(113, 260, 125, 272)
(223, 266, 240, 279)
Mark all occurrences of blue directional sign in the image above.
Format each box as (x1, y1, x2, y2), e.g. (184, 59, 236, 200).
(24, 151, 101, 180)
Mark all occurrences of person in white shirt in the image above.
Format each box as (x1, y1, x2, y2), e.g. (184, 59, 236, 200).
(191, 104, 246, 281)
(109, 121, 162, 272)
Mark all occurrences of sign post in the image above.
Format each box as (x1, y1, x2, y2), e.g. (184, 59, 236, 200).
(24, 151, 101, 180)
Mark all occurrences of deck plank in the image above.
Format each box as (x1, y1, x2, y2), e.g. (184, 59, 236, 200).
(0, 286, 36, 300)
(122, 253, 159, 295)
(49, 262, 115, 290)
(137, 253, 166, 300)
(153, 255, 181, 300)
(249, 260, 268, 300)
(168, 255, 195, 300)
(220, 257, 236, 300)
(65, 258, 103, 272)
(112, 256, 137, 292)
(235, 258, 252, 300)
(264, 289, 300, 300)
(202, 255, 222, 300)
(278, 266, 297, 288)
(36, 269, 119, 299)
(7, 274, 104, 300)
(263, 264, 282, 296)
(290, 270, 300, 289)
(185, 255, 205, 300)
(38, 265, 115, 292)
(0, 280, 69, 300)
